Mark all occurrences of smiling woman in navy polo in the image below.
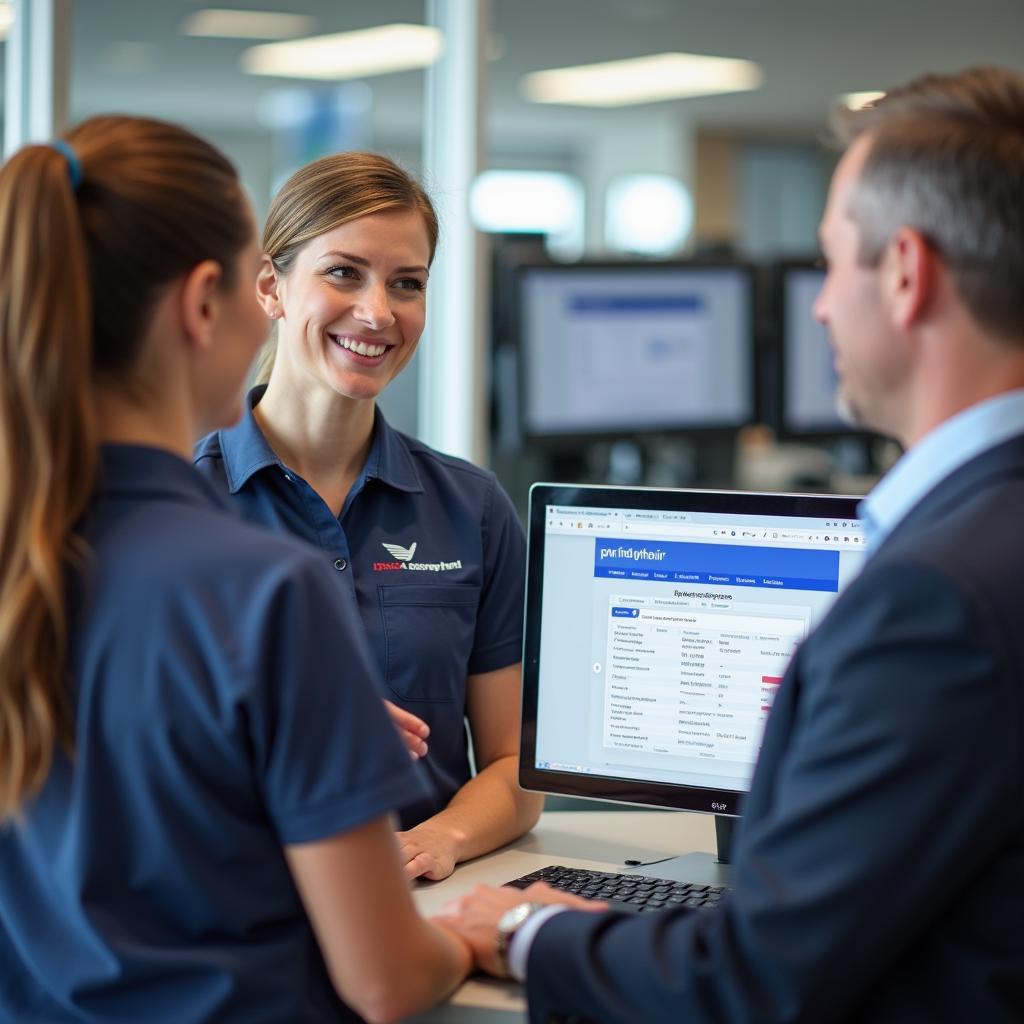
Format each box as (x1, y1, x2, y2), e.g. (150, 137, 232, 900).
(195, 152, 542, 881)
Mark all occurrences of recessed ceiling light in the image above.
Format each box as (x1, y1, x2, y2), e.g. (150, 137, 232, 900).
(522, 52, 763, 107)
(182, 9, 314, 41)
(242, 24, 443, 80)
(839, 90, 886, 111)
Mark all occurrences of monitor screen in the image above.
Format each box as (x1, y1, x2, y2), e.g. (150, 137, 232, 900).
(517, 263, 755, 438)
(780, 265, 847, 434)
(520, 483, 867, 817)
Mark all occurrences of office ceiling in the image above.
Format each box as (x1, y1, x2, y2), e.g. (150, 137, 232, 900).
(59, 0, 1024, 152)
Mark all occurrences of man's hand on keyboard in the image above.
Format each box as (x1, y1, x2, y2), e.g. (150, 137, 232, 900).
(434, 882, 604, 978)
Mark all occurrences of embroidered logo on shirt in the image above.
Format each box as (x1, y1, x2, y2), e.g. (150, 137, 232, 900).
(374, 540, 462, 573)
(382, 541, 417, 562)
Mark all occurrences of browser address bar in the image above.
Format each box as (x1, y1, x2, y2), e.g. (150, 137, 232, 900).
(618, 522, 858, 544)
(619, 522, 720, 538)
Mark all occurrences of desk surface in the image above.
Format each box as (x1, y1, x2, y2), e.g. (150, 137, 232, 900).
(408, 810, 727, 1022)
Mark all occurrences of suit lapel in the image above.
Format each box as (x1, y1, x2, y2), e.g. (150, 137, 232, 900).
(741, 432, 1024, 838)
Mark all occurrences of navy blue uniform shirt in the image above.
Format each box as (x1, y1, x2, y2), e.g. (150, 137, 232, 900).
(195, 386, 527, 828)
(0, 445, 427, 1023)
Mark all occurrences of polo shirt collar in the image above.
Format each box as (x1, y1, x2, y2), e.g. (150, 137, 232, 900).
(371, 408, 424, 494)
(98, 443, 228, 510)
(216, 385, 283, 494)
(217, 385, 424, 495)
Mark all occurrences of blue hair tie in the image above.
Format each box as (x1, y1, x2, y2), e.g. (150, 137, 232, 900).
(49, 140, 82, 191)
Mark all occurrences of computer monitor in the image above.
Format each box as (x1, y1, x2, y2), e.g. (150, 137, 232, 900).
(516, 262, 756, 441)
(520, 483, 867, 860)
(776, 262, 850, 437)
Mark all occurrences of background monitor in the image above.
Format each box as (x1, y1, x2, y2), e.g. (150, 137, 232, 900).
(516, 262, 756, 441)
(777, 262, 851, 436)
(520, 483, 866, 832)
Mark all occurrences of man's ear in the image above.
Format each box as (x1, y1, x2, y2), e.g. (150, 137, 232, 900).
(883, 227, 936, 330)
(180, 259, 224, 353)
(256, 256, 283, 319)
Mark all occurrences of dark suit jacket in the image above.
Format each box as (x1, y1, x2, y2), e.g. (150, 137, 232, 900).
(527, 434, 1024, 1023)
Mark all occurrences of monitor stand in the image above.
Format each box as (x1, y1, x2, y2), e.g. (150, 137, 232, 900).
(715, 815, 736, 865)
(620, 815, 736, 887)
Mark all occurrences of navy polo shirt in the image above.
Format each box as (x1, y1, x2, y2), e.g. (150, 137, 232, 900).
(0, 445, 426, 1023)
(195, 386, 526, 829)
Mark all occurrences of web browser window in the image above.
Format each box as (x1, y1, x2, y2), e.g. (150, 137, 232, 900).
(533, 504, 867, 794)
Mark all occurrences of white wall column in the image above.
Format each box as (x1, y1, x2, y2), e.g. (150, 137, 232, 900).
(420, 0, 489, 463)
(4, 0, 73, 157)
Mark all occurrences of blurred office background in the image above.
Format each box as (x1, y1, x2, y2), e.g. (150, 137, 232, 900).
(3, 0, 1023, 508)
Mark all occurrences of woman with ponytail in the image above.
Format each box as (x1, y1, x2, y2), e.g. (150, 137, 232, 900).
(0, 118, 469, 1022)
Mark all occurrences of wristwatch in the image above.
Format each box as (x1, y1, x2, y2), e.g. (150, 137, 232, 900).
(496, 901, 548, 977)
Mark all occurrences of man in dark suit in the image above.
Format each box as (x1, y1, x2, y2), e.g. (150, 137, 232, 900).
(440, 66, 1024, 1022)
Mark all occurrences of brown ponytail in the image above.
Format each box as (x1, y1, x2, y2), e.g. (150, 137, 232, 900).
(0, 117, 252, 818)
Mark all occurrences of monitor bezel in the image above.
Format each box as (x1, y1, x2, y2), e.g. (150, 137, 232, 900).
(513, 259, 760, 446)
(520, 481, 864, 817)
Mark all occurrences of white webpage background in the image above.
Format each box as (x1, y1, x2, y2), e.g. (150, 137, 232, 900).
(523, 268, 750, 433)
(603, 599, 805, 774)
(563, 302, 707, 426)
(534, 521, 866, 794)
(785, 269, 843, 429)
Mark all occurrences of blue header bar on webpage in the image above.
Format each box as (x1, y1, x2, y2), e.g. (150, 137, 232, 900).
(568, 295, 703, 314)
(594, 538, 840, 593)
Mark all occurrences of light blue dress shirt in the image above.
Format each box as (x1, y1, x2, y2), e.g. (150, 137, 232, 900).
(859, 388, 1024, 552)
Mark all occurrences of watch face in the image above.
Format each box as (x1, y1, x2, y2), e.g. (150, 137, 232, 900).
(500, 902, 535, 932)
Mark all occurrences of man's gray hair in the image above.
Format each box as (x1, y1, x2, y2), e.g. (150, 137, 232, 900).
(830, 67, 1024, 342)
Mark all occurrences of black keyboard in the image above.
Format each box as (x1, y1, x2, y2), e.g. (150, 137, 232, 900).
(506, 864, 730, 914)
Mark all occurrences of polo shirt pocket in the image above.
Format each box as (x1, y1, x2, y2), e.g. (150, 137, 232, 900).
(379, 583, 479, 703)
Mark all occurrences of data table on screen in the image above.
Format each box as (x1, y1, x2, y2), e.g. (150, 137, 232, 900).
(603, 603, 804, 765)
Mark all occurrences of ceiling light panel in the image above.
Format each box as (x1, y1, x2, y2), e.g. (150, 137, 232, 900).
(242, 24, 443, 80)
(182, 9, 314, 40)
(523, 52, 763, 107)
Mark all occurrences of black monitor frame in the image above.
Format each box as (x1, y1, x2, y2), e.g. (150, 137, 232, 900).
(519, 482, 864, 820)
(512, 259, 760, 448)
